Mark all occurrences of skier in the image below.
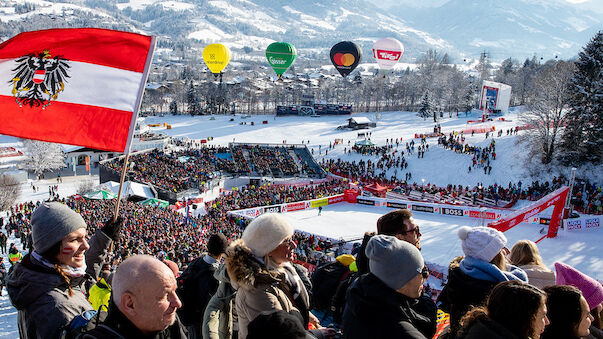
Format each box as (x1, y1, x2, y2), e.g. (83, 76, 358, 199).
(318, 206, 323, 216)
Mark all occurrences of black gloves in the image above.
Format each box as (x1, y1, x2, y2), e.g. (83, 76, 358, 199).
(101, 216, 124, 241)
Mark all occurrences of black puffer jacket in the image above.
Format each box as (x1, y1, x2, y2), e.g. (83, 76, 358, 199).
(437, 263, 497, 336)
(458, 317, 521, 339)
(342, 273, 433, 339)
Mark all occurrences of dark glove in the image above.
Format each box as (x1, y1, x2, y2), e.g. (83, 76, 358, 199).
(101, 216, 124, 241)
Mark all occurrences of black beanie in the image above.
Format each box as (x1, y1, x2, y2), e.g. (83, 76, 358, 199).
(206, 233, 228, 256)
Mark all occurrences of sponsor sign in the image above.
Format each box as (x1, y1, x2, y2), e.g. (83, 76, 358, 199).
(244, 208, 260, 218)
(468, 210, 497, 219)
(386, 201, 407, 209)
(585, 218, 600, 229)
(286, 201, 306, 212)
(539, 218, 550, 225)
(356, 197, 375, 206)
(412, 205, 434, 213)
(375, 49, 402, 61)
(328, 195, 345, 204)
(441, 207, 464, 217)
(311, 199, 328, 208)
(263, 205, 282, 214)
(566, 219, 582, 231)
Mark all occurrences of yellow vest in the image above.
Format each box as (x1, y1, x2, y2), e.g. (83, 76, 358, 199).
(88, 278, 111, 310)
(8, 251, 22, 264)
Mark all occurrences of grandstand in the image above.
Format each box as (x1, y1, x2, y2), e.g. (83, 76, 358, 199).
(99, 142, 325, 202)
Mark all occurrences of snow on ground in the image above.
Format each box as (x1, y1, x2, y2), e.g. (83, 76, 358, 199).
(0, 110, 601, 336)
(282, 202, 603, 280)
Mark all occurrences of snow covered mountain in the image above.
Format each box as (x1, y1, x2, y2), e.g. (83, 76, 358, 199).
(0, 0, 599, 63)
(393, 0, 602, 61)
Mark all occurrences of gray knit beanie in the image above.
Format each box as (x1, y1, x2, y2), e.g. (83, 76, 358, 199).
(242, 213, 294, 257)
(458, 226, 507, 262)
(31, 201, 87, 254)
(366, 235, 424, 290)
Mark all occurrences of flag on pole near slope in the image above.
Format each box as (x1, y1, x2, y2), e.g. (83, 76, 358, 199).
(0, 28, 155, 153)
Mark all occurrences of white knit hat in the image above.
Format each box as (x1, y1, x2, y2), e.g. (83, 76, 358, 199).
(242, 213, 294, 257)
(458, 226, 507, 262)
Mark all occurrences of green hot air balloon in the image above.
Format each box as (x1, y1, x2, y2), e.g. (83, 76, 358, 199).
(266, 42, 297, 78)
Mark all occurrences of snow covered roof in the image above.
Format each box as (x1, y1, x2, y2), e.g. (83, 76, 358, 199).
(349, 117, 372, 124)
(105, 181, 155, 199)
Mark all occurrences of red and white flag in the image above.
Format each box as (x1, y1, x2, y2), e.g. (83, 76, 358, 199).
(0, 28, 155, 152)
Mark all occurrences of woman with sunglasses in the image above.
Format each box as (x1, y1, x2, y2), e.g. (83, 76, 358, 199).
(225, 213, 333, 339)
(342, 235, 434, 339)
(437, 226, 528, 337)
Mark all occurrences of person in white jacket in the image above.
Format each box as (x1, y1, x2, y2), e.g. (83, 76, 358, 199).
(509, 240, 555, 289)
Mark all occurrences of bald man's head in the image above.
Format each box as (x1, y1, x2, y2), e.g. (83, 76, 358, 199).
(112, 255, 182, 334)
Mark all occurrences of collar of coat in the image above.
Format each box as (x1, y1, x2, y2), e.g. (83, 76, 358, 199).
(103, 299, 185, 339)
(225, 239, 283, 288)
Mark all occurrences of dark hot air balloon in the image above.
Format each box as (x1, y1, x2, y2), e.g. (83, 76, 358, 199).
(330, 41, 362, 78)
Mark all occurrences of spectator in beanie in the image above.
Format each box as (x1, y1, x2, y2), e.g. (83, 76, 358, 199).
(342, 235, 433, 339)
(226, 213, 332, 339)
(178, 232, 229, 339)
(458, 281, 549, 339)
(553, 262, 603, 339)
(7, 201, 122, 339)
(509, 240, 556, 288)
(542, 285, 594, 339)
(437, 226, 528, 336)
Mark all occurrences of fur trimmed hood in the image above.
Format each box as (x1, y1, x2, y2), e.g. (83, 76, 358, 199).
(225, 239, 282, 288)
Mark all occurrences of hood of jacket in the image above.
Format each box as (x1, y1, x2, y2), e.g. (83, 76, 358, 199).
(225, 239, 282, 289)
(7, 254, 84, 310)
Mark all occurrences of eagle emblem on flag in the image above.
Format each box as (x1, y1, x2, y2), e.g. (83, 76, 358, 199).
(10, 50, 70, 108)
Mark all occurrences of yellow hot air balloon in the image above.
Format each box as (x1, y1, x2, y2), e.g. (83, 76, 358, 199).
(203, 43, 231, 75)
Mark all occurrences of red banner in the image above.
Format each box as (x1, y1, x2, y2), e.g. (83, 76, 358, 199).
(489, 186, 569, 238)
(286, 202, 306, 212)
(328, 194, 345, 204)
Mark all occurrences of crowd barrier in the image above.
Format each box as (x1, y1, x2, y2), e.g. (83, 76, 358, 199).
(354, 195, 508, 220)
(227, 193, 346, 220)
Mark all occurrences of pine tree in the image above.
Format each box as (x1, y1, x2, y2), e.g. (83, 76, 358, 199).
(418, 91, 432, 120)
(558, 31, 603, 165)
(186, 81, 201, 115)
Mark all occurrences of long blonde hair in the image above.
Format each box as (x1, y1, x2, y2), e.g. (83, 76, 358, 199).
(509, 240, 545, 267)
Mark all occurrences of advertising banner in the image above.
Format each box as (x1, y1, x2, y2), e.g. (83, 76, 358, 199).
(262, 205, 282, 214)
(328, 194, 345, 204)
(285, 201, 307, 212)
(412, 204, 434, 213)
(441, 207, 464, 217)
(387, 201, 408, 209)
(311, 199, 329, 208)
(356, 197, 375, 206)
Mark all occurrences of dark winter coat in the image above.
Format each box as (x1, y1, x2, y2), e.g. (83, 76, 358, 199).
(311, 261, 349, 311)
(437, 257, 527, 336)
(342, 273, 433, 339)
(79, 300, 187, 339)
(7, 230, 112, 339)
(176, 255, 219, 326)
(457, 317, 521, 339)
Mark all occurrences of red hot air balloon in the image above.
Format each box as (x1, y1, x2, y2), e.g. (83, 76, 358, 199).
(330, 41, 362, 78)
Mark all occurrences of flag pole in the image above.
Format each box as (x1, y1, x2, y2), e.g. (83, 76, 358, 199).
(113, 36, 157, 222)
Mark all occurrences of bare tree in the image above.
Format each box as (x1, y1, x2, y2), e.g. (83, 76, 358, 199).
(22, 140, 66, 176)
(0, 174, 21, 211)
(519, 61, 574, 164)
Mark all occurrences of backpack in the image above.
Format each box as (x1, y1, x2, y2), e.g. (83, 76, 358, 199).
(176, 257, 216, 326)
(330, 272, 359, 325)
(310, 261, 350, 311)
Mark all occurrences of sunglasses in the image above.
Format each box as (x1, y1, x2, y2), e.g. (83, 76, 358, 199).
(421, 266, 429, 279)
(401, 226, 420, 236)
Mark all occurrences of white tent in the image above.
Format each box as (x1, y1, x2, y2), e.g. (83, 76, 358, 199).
(104, 181, 155, 199)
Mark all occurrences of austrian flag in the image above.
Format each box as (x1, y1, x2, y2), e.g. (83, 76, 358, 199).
(0, 28, 155, 152)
